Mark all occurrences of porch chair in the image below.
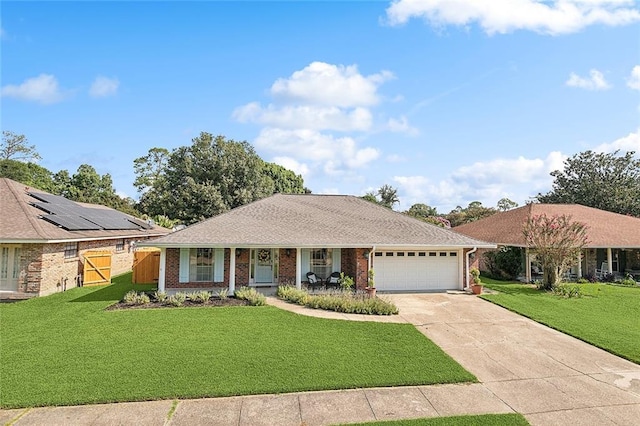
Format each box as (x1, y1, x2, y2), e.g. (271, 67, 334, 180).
(325, 271, 341, 289)
(306, 272, 323, 291)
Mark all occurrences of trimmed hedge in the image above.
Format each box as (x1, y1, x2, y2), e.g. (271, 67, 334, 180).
(277, 286, 398, 315)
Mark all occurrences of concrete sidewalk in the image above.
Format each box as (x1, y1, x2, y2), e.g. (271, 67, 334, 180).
(2, 293, 639, 425)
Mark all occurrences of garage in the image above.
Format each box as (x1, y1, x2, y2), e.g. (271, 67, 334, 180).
(374, 250, 461, 291)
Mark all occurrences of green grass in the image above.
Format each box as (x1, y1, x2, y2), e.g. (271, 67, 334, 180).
(0, 273, 475, 408)
(481, 279, 640, 363)
(342, 413, 529, 426)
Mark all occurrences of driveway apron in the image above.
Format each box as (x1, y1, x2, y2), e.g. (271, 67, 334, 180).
(385, 293, 640, 425)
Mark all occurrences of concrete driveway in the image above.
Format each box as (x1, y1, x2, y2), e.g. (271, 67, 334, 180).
(2, 293, 639, 425)
(386, 293, 640, 425)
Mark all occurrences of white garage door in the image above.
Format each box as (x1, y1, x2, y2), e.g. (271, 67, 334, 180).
(374, 250, 460, 291)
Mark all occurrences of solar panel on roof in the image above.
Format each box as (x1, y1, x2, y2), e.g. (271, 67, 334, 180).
(82, 215, 140, 230)
(32, 202, 79, 216)
(42, 214, 102, 231)
(29, 192, 75, 205)
(128, 218, 154, 229)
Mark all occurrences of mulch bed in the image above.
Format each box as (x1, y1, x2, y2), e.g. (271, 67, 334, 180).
(107, 297, 250, 310)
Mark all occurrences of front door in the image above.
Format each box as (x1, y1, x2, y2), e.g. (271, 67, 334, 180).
(255, 249, 274, 283)
(0, 245, 22, 291)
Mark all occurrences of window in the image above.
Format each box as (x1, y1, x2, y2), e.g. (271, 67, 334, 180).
(449, 252, 457, 257)
(374, 252, 383, 257)
(386, 252, 394, 256)
(418, 252, 426, 257)
(116, 239, 125, 253)
(439, 252, 447, 257)
(429, 252, 437, 257)
(64, 243, 78, 259)
(310, 248, 332, 279)
(408, 252, 416, 257)
(396, 252, 405, 256)
(190, 248, 214, 282)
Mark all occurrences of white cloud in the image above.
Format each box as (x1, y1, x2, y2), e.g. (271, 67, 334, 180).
(385, 0, 640, 35)
(270, 61, 394, 107)
(393, 151, 566, 212)
(272, 156, 310, 178)
(593, 129, 640, 153)
(387, 116, 420, 135)
(233, 103, 373, 131)
(565, 69, 611, 90)
(255, 128, 379, 171)
(386, 153, 407, 163)
(627, 65, 640, 90)
(1, 74, 65, 104)
(89, 76, 119, 98)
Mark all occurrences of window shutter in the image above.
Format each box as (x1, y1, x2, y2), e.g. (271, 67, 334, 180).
(214, 248, 224, 282)
(332, 248, 341, 273)
(179, 248, 190, 283)
(301, 249, 310, 274)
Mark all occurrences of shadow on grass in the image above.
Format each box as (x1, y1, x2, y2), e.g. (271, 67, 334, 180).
(70, 273, 157, 303)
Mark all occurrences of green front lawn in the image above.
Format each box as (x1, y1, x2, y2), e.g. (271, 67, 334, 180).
(0, 274, 475, 408)
(344, 413, 529, 426)
(481, 279, 640, 363)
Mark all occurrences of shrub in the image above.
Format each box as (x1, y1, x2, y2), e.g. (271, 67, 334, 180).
(552, 284, 582, 298)
(123, 290, 138, 305)
(483, 247, 523, 280)
(153, 291, 168, 303)
(276, 286, 398, 315)
(235, 286, 266, 306)
(576, 278, 589, 284)
(339, 272, 354, 290)
(216, 288, 228, 299)
(123, 290, 149, 305)
(166, 292, 187, 307)
(190, 290, 211, 304)
(618, 275, 637, 287)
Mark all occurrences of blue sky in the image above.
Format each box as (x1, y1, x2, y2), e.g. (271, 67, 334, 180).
(2, 1, 639, 213)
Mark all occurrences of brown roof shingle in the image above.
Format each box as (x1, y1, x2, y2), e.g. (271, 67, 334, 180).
(0, 178, 170, 242)
(453, 203, 640, 248)
(146, 194, 495, 248)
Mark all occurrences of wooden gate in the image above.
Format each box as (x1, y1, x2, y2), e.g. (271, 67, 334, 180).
(83, 251, 112, 286)
(132, 249, 161, 284)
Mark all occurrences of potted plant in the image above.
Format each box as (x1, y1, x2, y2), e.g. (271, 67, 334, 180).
(365, 269, 376, 297)
(469, 268, 483, 295)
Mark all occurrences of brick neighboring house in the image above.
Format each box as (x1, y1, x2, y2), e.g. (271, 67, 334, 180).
(453, 203, 640, 281)
(0, 178, 170, 299)
(140, 194, 495, 294)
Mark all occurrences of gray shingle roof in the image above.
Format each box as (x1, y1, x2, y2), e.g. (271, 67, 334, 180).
(146, 194, 495, 248)
(0, 178, 170, 242)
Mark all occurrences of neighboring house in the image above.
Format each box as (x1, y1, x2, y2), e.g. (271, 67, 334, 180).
(140, 194, 495, 294)
(453, 203, 640, 281)
(0, 178, 170, 299)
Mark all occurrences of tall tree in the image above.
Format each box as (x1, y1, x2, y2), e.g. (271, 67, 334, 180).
(0, 159, 55, 192)
(378, 184, 399, 209)
(1, 131, 41, 162)
(406, 203, 438, 219)
(523, 214, 589, 290)
(497, 197, 519, 211)
(538, 150, 640, 217)
(446, 201, 497, 227)
(137, 133, 299, 224)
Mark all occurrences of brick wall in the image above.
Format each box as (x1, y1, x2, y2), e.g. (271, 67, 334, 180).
(278, 248, 297, 285)
(462, 248, 480, 287)
(164, 247, 227, 290)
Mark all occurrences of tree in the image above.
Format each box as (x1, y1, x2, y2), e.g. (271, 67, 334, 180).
(0, 159, 55, 192)
(497, 197, 519, 212)
(538, 150, 640, 217)
(262, 162, 306, 194)
(523, 213, 589, 290)
(378, 184, 399, 209)
(446, 201, 497, 227)
(1, 131, 41, 162)
(406, 203, 438, 219)
(137, 133, 303, 224)
(483, 247, 523, 280)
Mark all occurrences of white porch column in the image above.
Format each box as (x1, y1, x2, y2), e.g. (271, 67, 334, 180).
(295, 248, 302, 289)
(577, 251, 583, 278)
(525, 248, 532, 283)
(229, 247, 236, 295)
(158, 248, 166, 292)
(607, 247, 613, 273)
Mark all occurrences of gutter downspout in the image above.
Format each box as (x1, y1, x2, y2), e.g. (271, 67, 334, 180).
(466, 246, 478, 290)
(368, 246, 376, 287)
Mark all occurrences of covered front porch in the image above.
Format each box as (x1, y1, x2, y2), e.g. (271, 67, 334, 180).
(157, 246, 370, 294)
(523, 247, 640, 282)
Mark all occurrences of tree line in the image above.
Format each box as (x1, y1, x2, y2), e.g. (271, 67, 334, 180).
(2, 130, 639, 227)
